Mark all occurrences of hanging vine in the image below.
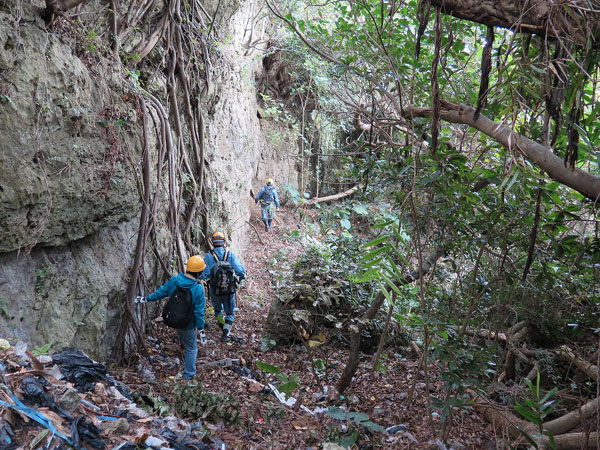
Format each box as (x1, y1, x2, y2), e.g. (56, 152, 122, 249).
(39, 0, 223, 363)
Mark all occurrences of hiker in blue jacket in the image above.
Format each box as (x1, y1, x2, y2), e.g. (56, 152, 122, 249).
(255, 178, 280, 231)
(200, 232, 246, 342)
(134, 255, 206, 380)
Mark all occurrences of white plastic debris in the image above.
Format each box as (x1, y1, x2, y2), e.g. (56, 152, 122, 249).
(268, 383, 296, 407)
(14, 341, 28, 358)
(300, 405, 328, 415)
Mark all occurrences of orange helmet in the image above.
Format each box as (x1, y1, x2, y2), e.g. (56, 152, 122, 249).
(212, 232, 225, 240)
(186, 255, 206, 273)
(266, 178, 273, 184)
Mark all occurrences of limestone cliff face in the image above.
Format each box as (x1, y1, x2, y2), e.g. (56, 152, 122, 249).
(0, 1, 298, 359)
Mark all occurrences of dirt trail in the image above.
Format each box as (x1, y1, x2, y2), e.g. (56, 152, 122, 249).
(140, 206, 495, 448)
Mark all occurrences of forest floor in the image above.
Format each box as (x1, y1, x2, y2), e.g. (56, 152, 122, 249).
(0, 207, 508, 449)
(123, 207, 502, 449)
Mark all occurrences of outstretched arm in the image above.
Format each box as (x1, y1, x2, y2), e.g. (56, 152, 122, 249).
(146, 277, 176, 302)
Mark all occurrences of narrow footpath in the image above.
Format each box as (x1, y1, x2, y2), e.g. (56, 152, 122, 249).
(136, 206, 495, 448)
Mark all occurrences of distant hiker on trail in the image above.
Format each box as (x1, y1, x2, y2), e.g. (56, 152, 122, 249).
(200, 232, 246, 342)
(134, 255, 207, 380)
(255, 178, 280, 231)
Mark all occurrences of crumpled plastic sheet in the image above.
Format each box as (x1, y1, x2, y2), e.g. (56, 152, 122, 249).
(71, 416, 105, 450)
(52, 349, 112, 393)
(159, 427, 222, 450)
(0, 418, 15, 450)
(230, 361, 261, 381)
(21, 376, 74, 421)
(0, 371, 72, 447)
(113, 444, 147, 450)
(0, 444, 19, 450)
(51, 349, 131, 400)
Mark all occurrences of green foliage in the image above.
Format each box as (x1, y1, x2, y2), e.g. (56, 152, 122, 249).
(256, 361, 299, 399)
(0, 297, 11, 319)
(513, 372, 559, 449)
(260, 335, 277, 352)
(136, 390, 171, 417)
(32, 343, 52, 356)
(256, 361, 280, 374)
(323, 407, 385, 449)
(35, 263, 56, 297)
(325, 406, 385, 432)
(173, 382, 241, 425)
(283, 183, 306, 206)
(0, 95, 17, 111)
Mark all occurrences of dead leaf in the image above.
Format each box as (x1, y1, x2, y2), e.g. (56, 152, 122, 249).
(248, 381, 263, 393)
(25, 352, 44, 371)
(291, 420, 308, 430)
(36, 410, 69, 437)
(135, 417, 153, 423)
(307, 331, 326, 348)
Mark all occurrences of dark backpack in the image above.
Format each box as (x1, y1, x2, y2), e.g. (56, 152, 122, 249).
(261, 186, 275, 203)
(162, 286, 194, 329)
(209, 250, 237, 296)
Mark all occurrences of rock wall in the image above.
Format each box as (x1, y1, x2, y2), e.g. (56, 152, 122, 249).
(0, 1, 299, 359)
(200, 3, 298, 254)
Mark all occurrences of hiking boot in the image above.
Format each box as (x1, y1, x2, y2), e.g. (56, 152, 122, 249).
(221, 328, 230, 343)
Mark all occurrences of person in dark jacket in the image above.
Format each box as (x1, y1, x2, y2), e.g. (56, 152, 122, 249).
(255, 178, 280, 231)
(200, 232, 246, 342)
(134, 255, 206, 380)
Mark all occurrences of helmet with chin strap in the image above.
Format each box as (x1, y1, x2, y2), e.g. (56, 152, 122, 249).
(212, 231, 225, 247)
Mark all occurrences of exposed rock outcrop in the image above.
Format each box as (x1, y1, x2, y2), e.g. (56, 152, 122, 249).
(0, 1, 299, 359)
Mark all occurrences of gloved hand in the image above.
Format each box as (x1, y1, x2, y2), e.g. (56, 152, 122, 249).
(134, 296, 147, 304)
(198, 330, 207, 345)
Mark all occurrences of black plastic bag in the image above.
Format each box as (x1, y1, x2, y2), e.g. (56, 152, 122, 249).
(52, 349, 111, 393)
(0, 419, 15, 449)
(71, 417, 105, 450)
(159, 428, 213, 450)
(21, 376, 74, 421)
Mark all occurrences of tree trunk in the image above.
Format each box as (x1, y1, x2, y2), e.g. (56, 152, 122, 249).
(430, 0, 599, 48)
(405, 102, 600, 201)
(307, 185, 361, 205)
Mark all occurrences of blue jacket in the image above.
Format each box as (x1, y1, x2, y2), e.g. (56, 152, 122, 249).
(199, 247, 246, 283)
(256, 184, 280, 208)
(146, 272, 205, 330)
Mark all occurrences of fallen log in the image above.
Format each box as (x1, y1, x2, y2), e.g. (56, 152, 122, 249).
(307, 185, 361, 205)
(542, 432, 598, 449)
(555, 345, 599, 381)
(463, 328, 507, 342)
(473, 388, 600, 449)
(543, 396, 599, 436)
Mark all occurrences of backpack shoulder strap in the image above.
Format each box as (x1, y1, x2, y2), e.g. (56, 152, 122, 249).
(210, 250, 221, 261)
(224, 250, 230, 262)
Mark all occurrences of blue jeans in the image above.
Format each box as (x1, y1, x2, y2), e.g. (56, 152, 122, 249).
(176, 328, 197, 379)
(260, 203, 275, 220)
(211, 292, 236, 325)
